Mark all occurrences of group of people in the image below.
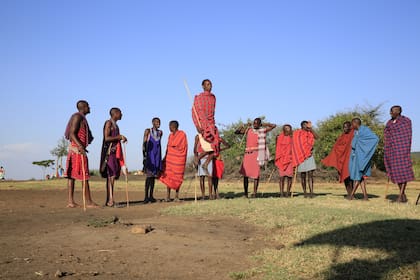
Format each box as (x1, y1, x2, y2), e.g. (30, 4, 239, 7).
(322, 106, 414, 202)
(63, 79, 416, 208)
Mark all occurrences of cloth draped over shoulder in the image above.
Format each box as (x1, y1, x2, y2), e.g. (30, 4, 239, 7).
(275, 133, 293, 174)
(64, 112, 93, 145)
(256, 128, 270, 166)
(100, 119, 124, 179)
(192, 92, 220, 154)
(349, 126, 379, 181)
(292, 129, 315, 167)
(321, 130, 354, 182)
(159, 130, 188, 190)
(384, 116, 415, 184)
(144, 128, 163, 177)
(64, 112, 93, 181)
(240, 128, 268, 179)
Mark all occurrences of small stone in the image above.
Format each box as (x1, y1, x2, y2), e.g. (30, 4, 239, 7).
(131, 225, 153, 234)
(54, 270, 64, 278)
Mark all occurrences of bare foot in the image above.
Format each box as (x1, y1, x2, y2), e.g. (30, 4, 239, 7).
(66, 203, 81, 208)
(106, 201, 115, 207)
(86, 202, 100, 208)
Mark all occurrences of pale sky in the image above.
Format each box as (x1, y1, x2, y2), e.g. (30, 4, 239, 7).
(1, 0, 419, 180)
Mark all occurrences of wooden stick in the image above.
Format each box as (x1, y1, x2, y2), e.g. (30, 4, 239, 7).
(123, 142, 129, 208)
(194, 173, 198, 203)
(81, 154, 86, 211)
(416, 193, 420, 205)
(184, 79, 203, 129)
(291, 167, 298, 198)
(261, 167, 276, 196)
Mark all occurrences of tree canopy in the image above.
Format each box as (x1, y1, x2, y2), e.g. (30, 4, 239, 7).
(32, 159, 55, 179)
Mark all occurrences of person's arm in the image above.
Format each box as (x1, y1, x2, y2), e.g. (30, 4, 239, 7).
(192, 96, 204, 134)
(308, 127, 319, 139)
(69, 114, 86, 154)
(234, 123, 250, 135)
(104, 121, 127, 143)
(142, 129, 150, 158)
(219, 137, 231, 152)
(263, 122, 276, 133)
(193, 135, 199, 156)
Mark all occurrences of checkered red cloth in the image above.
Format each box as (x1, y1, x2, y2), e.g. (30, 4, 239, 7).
(192, 91, 219, 154)
(384, 115, 415, 184)
(292, 129, 315, 167)
(65, 117, 90, 181)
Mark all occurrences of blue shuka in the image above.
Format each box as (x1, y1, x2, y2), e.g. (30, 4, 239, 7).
(144, 128, 163, 177)
(349, 125, 379, 181)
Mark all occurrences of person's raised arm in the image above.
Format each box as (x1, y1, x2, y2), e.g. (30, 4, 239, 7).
(308, 127, 319, 139)
(219, 137, 231, 152)
(234, 123, 250, 135)
(263, 123, 277, 133)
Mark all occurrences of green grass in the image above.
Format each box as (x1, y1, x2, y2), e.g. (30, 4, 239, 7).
(163, 183, 420, 280)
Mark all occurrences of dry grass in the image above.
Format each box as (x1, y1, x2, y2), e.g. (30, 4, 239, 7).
(163, 181, 420, 280)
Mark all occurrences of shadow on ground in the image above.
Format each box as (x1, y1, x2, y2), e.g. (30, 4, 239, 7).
(296, 219, 420, 280)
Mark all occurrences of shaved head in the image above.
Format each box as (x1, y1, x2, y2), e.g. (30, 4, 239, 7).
(109, 107, 121, 116)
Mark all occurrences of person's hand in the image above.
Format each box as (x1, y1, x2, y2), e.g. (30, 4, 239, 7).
(193, 155, 199, 168)
(120, 135, 128, 143)
(121, 165, 128, 176)
(78, 145, 86, 155)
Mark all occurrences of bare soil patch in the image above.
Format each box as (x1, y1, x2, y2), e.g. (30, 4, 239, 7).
(0, 189, 266, 279)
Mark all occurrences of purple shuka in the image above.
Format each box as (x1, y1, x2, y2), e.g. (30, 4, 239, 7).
(100, 120, 122, 179)
(384, 115, 415, 184)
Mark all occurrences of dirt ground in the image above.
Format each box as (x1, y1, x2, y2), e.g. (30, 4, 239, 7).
(0, 188, 265, 280)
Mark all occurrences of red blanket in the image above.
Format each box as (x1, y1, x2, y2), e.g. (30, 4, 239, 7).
(275, 133, 293, 172)
(192, 92, 219, 154)
(160, 130, 188, 190)
(292, 129, 315, 167)
(321, 130, 354, 182)
(65, 118, 90, 181)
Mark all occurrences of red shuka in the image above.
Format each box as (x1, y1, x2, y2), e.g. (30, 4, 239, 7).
(192, 92, 220, 154)
(275, 133, 293, 176)
(321, 130, 354, 182)
(292, 129, 315, 167)
(159, 130, 188, 190)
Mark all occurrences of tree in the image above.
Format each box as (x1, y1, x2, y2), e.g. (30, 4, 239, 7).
(50, 137, 68, 177)
(32, 160, 55, 180)
(314, 104, 385, 171)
